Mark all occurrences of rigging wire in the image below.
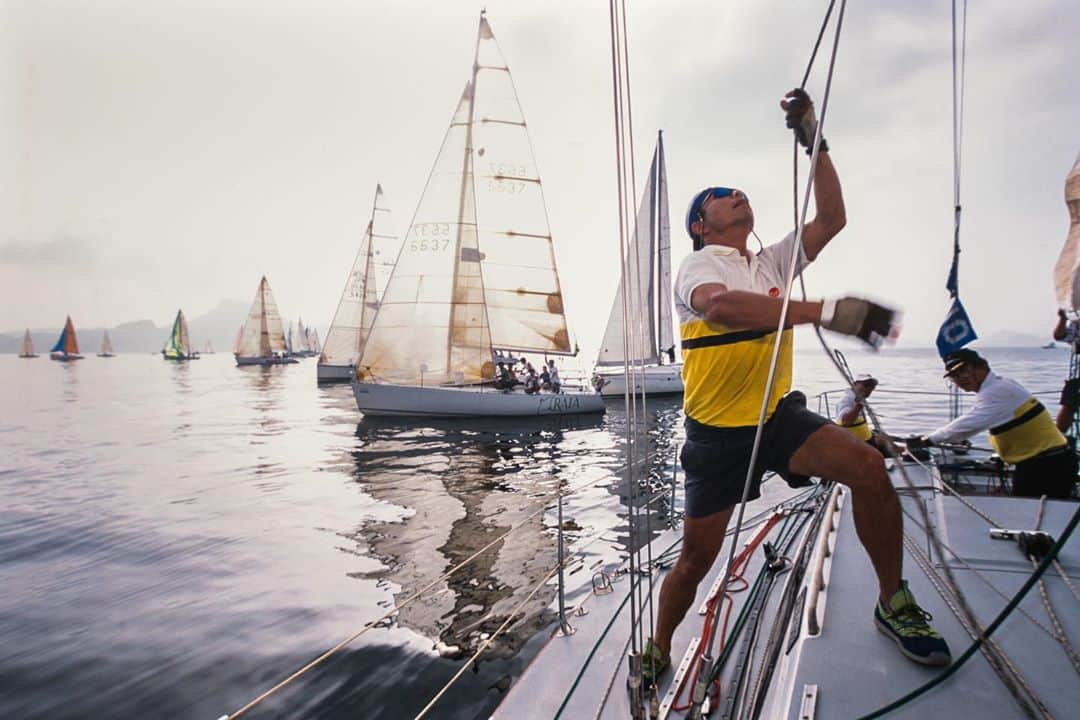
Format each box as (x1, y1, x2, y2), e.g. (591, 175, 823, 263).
(689, 7, 849, 715)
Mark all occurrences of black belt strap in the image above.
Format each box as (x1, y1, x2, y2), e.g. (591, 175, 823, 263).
(989, 401, 1045, 436)
(681, 328, 774, 350)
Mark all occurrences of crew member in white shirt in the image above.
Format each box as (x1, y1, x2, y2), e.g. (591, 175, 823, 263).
(835, 373, 888, 454)
(909, 348, 1077, 498)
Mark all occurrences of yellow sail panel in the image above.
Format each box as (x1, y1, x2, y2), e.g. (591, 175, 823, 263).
(237, 277, 269, 357)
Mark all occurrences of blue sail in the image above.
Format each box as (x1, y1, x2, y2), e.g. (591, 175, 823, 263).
(51, 325, 67, 354)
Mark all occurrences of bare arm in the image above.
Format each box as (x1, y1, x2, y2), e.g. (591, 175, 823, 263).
(839, 402, 863, 425)
(800, 152, 846, 261)
(691, 283, 823, 330)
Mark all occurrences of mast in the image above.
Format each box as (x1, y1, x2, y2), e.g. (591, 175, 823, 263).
(259, 278, 270, 357)
(445, 14, 489, 375)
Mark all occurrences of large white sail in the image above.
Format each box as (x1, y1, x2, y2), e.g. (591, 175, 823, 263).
(360, 83, 492, 386)
(237, 276, 288, 357)
(322, 185, 394, 369)
(470, 17, 571, 356)
(596, 134, 672, 367)
(100, 330, 113, 355)
(1053, 151, 1080, 310)
(360, 16, 574, 387)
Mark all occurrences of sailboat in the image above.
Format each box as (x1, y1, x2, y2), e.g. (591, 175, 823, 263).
(292, 318, 314, 358)
(592, 131, 683, 397)
(234, 276, 298, 366)
(309, 328, 320, 355)
(203, 340, 215, 355)
(97, 329, 115, 357)
(49, 316, 83, 361)
(162, 309, 200, 360)
(319, 185, 395, 383)
(352, 13, 604, 418)
(18, 329, 38, 358)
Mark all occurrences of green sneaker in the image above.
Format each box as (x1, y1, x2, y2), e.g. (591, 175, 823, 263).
(641, 638, 671, 688)
(874, 580, 952, 667)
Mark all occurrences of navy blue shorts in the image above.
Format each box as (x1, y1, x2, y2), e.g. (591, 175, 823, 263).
(680, 391, 831, 518)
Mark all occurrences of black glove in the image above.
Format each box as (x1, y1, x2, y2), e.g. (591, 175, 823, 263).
(782, 88, 829, 155)
(904, 435, 933, 450)
(819, 297, 900, 348)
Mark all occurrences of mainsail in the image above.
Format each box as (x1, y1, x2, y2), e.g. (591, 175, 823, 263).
(1052, 151, 1080, 310)
(19, 329, 35, 357)
(163, 309, 192, 359)
(296, 318, 310, 353)
(321, 185, 396, 370)
(99, 330, 114, 355)
(359, 16, 572, 386)
(596, 132, 673, 367)
(51, 316, 80, 355)
(236, 276, 288, 358)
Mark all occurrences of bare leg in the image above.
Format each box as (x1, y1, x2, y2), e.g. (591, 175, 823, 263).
(653, 507, 733, 655)
(1056, 404, 1076, 434)
(789, 424, 903, 605)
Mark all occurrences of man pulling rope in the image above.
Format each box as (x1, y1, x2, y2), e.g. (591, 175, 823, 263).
(642, 88, 952, 686)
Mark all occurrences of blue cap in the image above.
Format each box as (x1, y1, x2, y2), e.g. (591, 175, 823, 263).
(686, 187, 735, 249)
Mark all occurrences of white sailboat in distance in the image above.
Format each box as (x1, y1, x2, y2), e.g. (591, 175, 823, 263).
(352, 13, 603, 418)
(18, 329, 38, 358)
(593, 131, 683, 397)
(234, 276, 298, 366)
(319, 184, 399, 383)
(97, 329, 115, 357)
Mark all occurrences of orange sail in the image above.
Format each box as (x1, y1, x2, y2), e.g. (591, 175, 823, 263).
(63, 316, 80, 354)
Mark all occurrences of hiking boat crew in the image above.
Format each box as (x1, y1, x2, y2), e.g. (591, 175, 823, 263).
(908, 348, 1078, 499)
(643, 88, 951, 685)
(835, 372, 891, 455)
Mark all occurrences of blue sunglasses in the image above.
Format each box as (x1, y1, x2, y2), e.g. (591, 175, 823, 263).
(687, 187, 745, 246)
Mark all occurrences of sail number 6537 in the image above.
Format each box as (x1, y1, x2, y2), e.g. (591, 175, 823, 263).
(410, 223, 453, 252)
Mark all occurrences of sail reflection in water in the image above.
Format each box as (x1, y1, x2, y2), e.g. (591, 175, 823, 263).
(348, 398, 683, 661)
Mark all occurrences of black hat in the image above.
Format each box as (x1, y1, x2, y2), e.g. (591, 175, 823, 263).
(942, 348, 983, 377)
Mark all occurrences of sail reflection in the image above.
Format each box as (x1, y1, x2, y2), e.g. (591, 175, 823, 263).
(349, 400, 683, 656)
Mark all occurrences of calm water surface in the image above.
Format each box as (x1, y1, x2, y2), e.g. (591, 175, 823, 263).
(0, 346, 1067, 718)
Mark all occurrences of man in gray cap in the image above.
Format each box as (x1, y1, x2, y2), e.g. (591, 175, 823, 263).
(909, 348, 1077, 498)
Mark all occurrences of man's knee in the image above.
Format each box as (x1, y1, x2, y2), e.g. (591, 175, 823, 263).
(675, 549, 717, 584)
(839, 445, 893, 495)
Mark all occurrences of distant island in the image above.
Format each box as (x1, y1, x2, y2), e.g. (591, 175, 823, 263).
(0, 300, 328, 355)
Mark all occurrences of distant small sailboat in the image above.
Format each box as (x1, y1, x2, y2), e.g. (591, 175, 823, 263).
(309, 327, 321, 355)
(18, 329, 38, 358)
(203, 340, 215, 354)
(319, 184, 398, 383)
(162, 309, 200, 360)
(97, 329, 116, 357)
(292, 318, 317, 358)
(49, 316, 84, 361)
(1042, 341, 1058, 349)
(235, 276, 298, 366)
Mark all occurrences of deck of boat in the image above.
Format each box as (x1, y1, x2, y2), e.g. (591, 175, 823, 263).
(495, 457, 1080, 719)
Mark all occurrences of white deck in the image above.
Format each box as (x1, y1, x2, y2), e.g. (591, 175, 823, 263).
(495, 459, 1080, 719)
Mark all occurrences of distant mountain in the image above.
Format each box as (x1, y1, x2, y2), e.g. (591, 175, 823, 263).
(1, 299, 328, 354)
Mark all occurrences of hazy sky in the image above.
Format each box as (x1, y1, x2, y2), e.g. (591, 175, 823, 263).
(2, 0, 1078, 360)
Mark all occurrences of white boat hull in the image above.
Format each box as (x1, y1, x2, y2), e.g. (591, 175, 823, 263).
(316, 363, 354, 383)
(594, 364, 683, 396)
(352, 381, 605, 418)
